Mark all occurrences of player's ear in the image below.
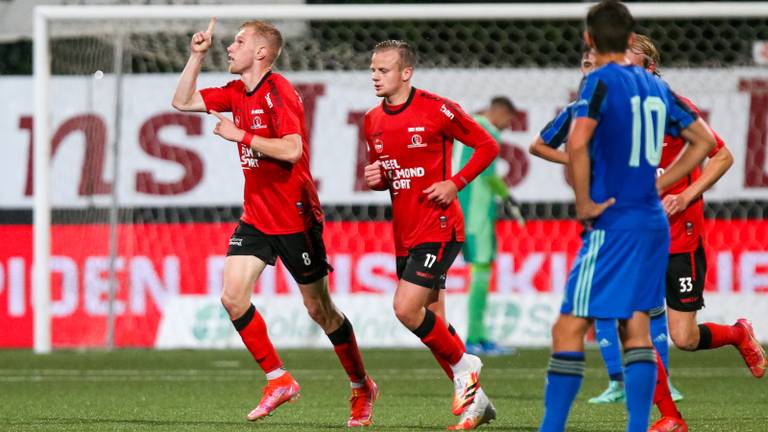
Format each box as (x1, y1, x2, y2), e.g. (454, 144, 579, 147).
(254, 45, 267, 61)
(401, 66, 413, 82)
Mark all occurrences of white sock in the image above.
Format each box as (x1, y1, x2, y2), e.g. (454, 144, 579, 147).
(350, 379, 365, 389)
(265, 367, 287, 381)
(450, 354, 472, 376)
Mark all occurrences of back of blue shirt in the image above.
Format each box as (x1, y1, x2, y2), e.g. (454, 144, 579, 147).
(573, 62, 696, 230)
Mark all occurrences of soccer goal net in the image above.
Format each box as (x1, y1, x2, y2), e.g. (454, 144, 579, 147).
(16, 3, 768, 352)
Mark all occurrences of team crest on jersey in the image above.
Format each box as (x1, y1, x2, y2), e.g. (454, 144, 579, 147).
(374, 138, 384, 154)
(251, 115, 266, 130)
(408, 134, 426, 148)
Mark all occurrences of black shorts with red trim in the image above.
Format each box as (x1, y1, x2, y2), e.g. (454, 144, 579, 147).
(396, 240, 463, 290)
(665, 240, 707, 312)
(227, 221, 331, 285)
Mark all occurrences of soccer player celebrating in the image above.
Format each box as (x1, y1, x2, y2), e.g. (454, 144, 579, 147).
(453, 96, 519, 357)
(625, 34, 767, 432)
(171, 18, 377, 426)
(537, 2, 717, 431)
(363, 40, 499, 430)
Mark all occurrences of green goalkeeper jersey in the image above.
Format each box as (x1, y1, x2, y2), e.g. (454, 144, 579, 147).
(453, 115, 507, 263)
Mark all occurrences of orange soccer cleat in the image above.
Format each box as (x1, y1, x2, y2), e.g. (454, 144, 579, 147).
(734, 319, 767, 378)
(347, 376, 379, 427)
(246, 373, 301, 421)
(452, 354, 483, 416)
(649, 416, 688, 432)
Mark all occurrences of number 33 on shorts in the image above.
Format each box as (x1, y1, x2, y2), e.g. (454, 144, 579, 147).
(678, 277, 693, 293)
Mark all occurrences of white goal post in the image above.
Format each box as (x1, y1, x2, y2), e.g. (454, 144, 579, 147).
(31, 2, 768, 353)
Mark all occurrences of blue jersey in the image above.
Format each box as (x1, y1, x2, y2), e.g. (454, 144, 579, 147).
(573, 63, 697, 230)
(540, 102, 574, 149)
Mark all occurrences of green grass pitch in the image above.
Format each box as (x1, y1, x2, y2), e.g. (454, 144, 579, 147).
(0, 347, 765, 431)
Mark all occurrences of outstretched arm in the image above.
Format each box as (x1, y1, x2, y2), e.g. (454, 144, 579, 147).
(172, 17, 216, 112)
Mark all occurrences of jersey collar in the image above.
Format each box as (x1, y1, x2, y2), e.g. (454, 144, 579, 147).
(382, 87, 416, 115)
(244, 71, 272, 97)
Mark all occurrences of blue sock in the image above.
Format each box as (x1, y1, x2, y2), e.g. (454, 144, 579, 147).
(539, 352, 585, 432)
(623, 348, 657, 432)
(595, 319, 623, 382)
(650, 306, 670, 373)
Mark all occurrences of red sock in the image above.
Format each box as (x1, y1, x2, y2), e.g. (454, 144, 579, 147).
(434, 354, 454, 380)
(448, 324, 467, 354)
(432, 324, 468, 380)
(327, 317, 367, 383)
(699, 323, 745, 349)
(233, 304, 282, 373)
(653, 349, 682, 419)
(413, 310, 463, 367)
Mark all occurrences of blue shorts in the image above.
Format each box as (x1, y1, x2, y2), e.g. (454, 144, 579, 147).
(560, 228, 669, 319)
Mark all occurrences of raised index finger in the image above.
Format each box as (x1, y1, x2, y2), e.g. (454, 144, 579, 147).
(206, 17, 217, 35)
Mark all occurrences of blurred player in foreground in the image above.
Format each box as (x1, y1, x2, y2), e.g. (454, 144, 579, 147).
(531, 42, 695, 430)
(363, 40, 499, 430)
(453, 96, 521, 356)
(537, 1, 717, 430)
(532, 42, 686, 407)
(172, 18, 376, 426)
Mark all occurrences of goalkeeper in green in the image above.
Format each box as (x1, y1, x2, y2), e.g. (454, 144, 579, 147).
(453, 96, 521, 356)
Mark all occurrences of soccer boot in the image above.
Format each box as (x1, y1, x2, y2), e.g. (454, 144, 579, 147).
(587, 380, 625, 404)
(246, 373, 300, 421)
(347, 376, 379, 427)
(649, 416, 688, 432)
(668, 379, 684, 402)
(452, 354, 483, 416)
(448, 387, 496, 430)
(734, 319, 767, 378)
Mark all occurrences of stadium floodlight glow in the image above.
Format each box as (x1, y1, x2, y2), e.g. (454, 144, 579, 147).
(32, 2, 768, 354)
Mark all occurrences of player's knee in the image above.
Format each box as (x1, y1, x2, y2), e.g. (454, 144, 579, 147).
(220, 292, 247, 320)
(670, 328, 697, 351)
(393, 302, 419, 329)
(303, 298, 328, 325)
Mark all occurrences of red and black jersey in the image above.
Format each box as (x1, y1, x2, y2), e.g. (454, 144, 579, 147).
(364, 87, 498, 256)
(660, 95, 726, 254)
(200, 72, 323, 235)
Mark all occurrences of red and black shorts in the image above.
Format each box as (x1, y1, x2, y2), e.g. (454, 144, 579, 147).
(396, 239, 463, 290)
(227, 221, 331, 285)
(665, 240, 707, 312)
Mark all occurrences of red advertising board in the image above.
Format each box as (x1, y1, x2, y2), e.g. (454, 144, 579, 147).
(2, 220, 767, 347)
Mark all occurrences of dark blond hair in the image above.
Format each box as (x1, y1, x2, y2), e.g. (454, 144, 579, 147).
(240, 20, 283, 64)
(373, 40, 417, 70)
(633, 34, 661, 69)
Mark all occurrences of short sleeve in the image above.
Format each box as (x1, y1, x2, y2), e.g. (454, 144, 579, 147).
(199, 80, 238, 113)
(573, 74, 608, 121)
(268, 79, 303, 138)
(664, 88, 698, 138)
(540, 103, 574, 149)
